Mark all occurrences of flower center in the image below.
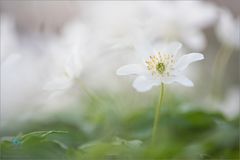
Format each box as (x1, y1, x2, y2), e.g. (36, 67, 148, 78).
(145, 52, 175, 77)
(156, 63, 165, 74)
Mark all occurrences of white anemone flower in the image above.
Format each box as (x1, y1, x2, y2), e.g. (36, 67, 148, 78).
(116, 42, 204, 92)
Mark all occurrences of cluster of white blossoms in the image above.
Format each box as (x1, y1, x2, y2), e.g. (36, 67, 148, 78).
(117, 42, 204, 92)
(83, 1, 217, 52)
(43, 1, 217, 94)
(2, 1, 239, 124)
(143, 1, 217, 51)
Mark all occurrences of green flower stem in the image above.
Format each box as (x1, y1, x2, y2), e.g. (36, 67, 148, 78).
(151, 83, 165, 145)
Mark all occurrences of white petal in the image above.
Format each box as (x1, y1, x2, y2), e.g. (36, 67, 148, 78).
(116, 64, 146, 76)
(161, 41, 182, 56)
(175, 53, 204, 71)
(132, 76, 161, 92)
(174, 75, 194, 87)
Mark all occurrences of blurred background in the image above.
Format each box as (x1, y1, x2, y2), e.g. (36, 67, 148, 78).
(0, 1, 239, 159)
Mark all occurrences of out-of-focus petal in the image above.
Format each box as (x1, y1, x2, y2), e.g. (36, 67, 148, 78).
(160, 41, 182, 56)
(133, 76, 161, 92)
(215, 8, 240, 48)
(180, 1, 217, 28)
(181, 29, 206, 51)
(65, 53, 82, 79)
(44, 77, 73, 91)
(175, 53, 204, 71)
(116, 64, 147, 76)
(133, 31, 154, 61)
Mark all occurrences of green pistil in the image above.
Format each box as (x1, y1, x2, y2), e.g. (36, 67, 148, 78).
(156, 63, 165, 74)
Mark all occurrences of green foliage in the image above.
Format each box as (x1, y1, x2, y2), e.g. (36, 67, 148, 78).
(1, 94, 239, 159)
(1, 131, 68, 159)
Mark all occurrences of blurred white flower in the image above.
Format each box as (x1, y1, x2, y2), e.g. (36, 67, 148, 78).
(1, 15, 53, 124)
(219, 87, 240, 120)
(144, 1, 217, 51)
(1, 1, 81, 34)
(43, 21, 88, 96)
(117, 41, 204, 92)
(43, 53, 82, 93)
(84, 1, 217, 52)
(82, 1, 140, 50)
(215, 8, 240, 49)
(1, 15, 20, 63)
